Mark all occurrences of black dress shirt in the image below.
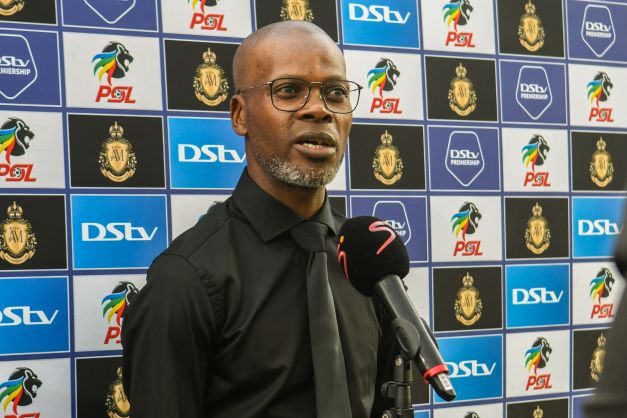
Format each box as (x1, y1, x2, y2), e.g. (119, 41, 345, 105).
(122, 170, 396, 418)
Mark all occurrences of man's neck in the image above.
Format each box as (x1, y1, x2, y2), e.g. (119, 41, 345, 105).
(247, 166, 326, 219)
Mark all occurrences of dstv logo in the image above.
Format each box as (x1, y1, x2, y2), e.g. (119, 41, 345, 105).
(450, 149, 480, 159)
(578, 219, 623, 236)
(82, 222, 158, 242)
(446, 360, 496, 378)
(384, 219, 407, 237)
(585, 21, 611, 33)
(0, 56, 31, 68)
(0, 306, 58, 326)
(512, 288, 564, 305)
(348, 3, 410, 24)
(178, 144, 246, 163)
(519, 83, 548, 94)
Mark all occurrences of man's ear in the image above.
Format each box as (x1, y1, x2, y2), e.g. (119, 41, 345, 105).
(230, 95, 248, 136)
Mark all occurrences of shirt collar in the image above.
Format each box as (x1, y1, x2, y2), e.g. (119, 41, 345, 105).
(232, 169, 338, 243)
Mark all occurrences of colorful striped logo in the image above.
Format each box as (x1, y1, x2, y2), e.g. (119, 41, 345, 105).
(102, 282, 139, 326)
(590, 267, 614, 304)
(587, 72, 613, 107)
(0, 126, 17, 163)
(451, 202, 481, 241)
(0, 375, 25, 415)
(524, 337, 551, 375)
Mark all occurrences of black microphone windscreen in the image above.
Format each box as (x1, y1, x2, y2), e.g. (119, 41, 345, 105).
(337, 216, 410, 296)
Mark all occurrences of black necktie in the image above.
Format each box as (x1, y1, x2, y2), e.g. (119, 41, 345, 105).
(290, 221, 352, 418)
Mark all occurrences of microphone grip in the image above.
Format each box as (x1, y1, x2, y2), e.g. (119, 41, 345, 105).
(374, 275, 456, 401)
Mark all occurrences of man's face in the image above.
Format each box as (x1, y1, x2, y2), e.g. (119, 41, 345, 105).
(238, 33, 352, 188)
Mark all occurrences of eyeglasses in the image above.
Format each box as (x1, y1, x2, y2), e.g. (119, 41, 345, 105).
(236, 77, 363, 114)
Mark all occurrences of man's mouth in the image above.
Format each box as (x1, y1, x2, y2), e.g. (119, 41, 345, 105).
(294, 133, 338, 157)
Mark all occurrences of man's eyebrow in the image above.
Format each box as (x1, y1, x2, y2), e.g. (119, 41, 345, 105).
(267, 75, 349, 81)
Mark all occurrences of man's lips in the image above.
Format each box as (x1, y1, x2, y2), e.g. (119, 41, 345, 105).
(293, 132, 338, 158)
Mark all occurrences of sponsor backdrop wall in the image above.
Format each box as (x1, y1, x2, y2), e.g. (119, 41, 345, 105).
(0, 0, 625, 416)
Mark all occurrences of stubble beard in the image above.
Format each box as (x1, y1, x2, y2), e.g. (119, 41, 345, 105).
(253, 149, 344, 188)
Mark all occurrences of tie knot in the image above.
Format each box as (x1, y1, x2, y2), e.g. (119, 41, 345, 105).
(290, 221, 328, 253)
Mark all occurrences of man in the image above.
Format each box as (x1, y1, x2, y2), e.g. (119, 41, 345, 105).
(122, 21, 396, 417)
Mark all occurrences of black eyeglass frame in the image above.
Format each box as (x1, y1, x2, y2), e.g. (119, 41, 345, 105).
(236, 77, 363, 114)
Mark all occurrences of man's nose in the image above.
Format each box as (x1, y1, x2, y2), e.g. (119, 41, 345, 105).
(298, 86, 333, 121)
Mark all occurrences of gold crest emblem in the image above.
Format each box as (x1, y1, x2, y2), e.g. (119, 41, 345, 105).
(590, 333, 606, 382)
(0, 0, 24, 16)
(518, 0, 545, 52)
(280, 0, 313, 21)
(372, 130, 403, 185)
(525, 202, 551, 254)
(0, 202, 36, 265)
(454, 272, 483, 326)
(105, 367, 131, 418)
(98, 122, 137, 183)
(589, 137, 614, 188)
(193, 48, 229, 107)
(448, 63, 477, 116)
(533, 406, 543, 418)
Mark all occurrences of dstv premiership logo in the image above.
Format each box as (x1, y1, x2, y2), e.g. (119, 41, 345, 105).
(98, 122, 137, 183)
(188, 0, 226, 31)
(372, 130, 403, 185)
(106, 367, 131, 418)
(448, 63, 476, 116)
(587, 72, 614, 122)
(590, 267, 615, 319)
(524, 337, 553, 391)
(0, 202, 36, 265)
(516, 66, 552, 120)
(442, 0, 475, 47)
(518, 0, 545, 52)
(101, 281, 138, 345)
(590, 137, 614, 188)
(0, 118, 36, 183)
(0, 35, 37, 101)
(348, 3, 410, 24)
(92, 42, 136, 104)
(582, 5, 615, 58)
(451, 202, 483, 256)
(0, 367, 42, 418)
(521, 135, 551, 187)
(193, 48, 229, 107)
(590, 333, 606, 382)
(445, 131, 484, 187)
(367, 58, 402, 114)
(0, 0, 24, 16)
(525, 202, 550, 255)
(454, 272, 482, 326)
(280, 0, 313, 22)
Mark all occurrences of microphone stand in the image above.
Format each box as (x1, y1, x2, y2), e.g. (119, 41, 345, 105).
(380, 319, 421, 418)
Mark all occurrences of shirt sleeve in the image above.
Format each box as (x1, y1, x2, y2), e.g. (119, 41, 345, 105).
(122, 253, 215, 418)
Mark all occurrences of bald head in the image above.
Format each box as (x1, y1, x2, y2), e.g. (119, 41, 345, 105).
(233, 21, 343, 91)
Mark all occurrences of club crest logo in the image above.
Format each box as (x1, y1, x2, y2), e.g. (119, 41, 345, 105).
(521, 135, 551, 187)
(102, 281, 139, 344)
(525, 202, 550, 255)
(451, 201, 483, 256)
(367, 58, 402, 114)
(0, 201, 36, 265)
(518, 0, 545, 52)
(589, 137, 614, 188)
(590, 267, 615, 319)
(0, 117, 36, 183)
(0, 367, 42, 416)
(454, 272, 482, 326)
(587, 72, 614, 122)
(92, 42, 136, 104)
(105, 367, 131, 418)
(0, 0, 24, 16)
(533, 406, 544, 418)
(448, 63, 477, 116)
(98, 122, 137, 183)
(590, 333, 606, 382)
(442, 0, 475, 47)
(193, 48, 229, 107)
(372, 130, 403, 185)
(524, 337, 553, 390)
(280, 0, 313, 22)
(188, 0, 226, 31)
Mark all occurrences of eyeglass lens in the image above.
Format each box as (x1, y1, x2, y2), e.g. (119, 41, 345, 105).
(270, 78, 360, 113)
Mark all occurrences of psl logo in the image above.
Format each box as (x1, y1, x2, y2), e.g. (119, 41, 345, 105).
(587, 72, 614, 122)
(464, 413, 480, 418)
(590, 267, 615, 319)
(451, 202, 483, 256)
(101, 281, 139, 344)
(0, 118, 36, 182)
(521, 135, 551, 187)
(92, 42, 136, 104)
(442, 0, 475, 47)
(188, 0, 226, 31)
(367, 58, 402, 114)
(524, 337, 553, 390)
(0, 367, 42, 418)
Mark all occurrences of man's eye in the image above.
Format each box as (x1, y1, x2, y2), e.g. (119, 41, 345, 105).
(275, 84, 301, 95)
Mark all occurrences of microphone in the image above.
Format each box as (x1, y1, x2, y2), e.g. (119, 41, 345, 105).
(337, 216, 456, 401)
